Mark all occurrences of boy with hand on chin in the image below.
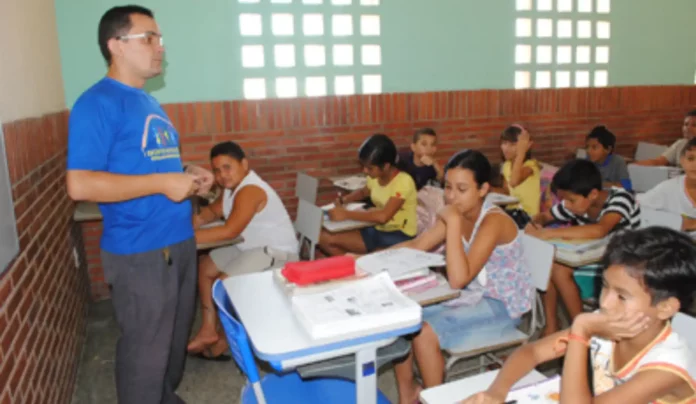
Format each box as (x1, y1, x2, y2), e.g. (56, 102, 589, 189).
(397, 128, 444, 190)
(462, 227, 696, 404)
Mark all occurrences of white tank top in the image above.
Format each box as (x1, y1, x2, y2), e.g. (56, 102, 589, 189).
(222, 170, 298, 254)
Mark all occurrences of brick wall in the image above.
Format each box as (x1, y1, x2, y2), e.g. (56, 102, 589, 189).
(81, 85, 696, 300)
(0, 111, 89, 404)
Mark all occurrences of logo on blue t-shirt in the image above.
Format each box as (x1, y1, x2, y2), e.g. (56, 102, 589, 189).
(141, 114, 181, 162)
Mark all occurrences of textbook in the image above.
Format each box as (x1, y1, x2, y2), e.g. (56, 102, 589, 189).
(355, 248, 445, 282)
(290, 272, 422, 341)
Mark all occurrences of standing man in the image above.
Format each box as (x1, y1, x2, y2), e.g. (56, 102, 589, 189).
(66, 6, 212, 404)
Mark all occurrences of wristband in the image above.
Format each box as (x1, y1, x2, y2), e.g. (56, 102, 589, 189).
(554, 333, 590, 353)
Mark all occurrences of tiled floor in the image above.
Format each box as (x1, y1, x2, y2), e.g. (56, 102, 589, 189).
(71, 300, 564, 404)
(70, 300, 402, 404)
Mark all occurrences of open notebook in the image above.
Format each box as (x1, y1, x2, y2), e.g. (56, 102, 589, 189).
(290, 272, 422, 341)
(505, 375, 561, 403)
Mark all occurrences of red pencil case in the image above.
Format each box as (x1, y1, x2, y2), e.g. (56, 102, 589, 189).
(281, 256, 356, 286)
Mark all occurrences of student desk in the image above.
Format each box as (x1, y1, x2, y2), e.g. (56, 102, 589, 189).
(73, 201, 103, 222)
(406, 272, 461, 306)
(486, 192, 519, 207)
(322, 217, 373, 233)
(223, 271, 421, 404)
(73, 202, 243, 250)
(554, 253, 603, 268)
(420, 369, 547, 403)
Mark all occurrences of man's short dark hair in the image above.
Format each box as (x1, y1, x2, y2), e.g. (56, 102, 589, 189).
(98, 5, 154, 64)
(551, 159, 602, 197)
(603, 227, 696, 309)
(210, 141, 246, 161)
(413, 128, 436, 143)
(686, 109, 696, 118)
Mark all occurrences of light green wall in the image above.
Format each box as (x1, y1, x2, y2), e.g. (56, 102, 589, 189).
(55, 0, 696, 107)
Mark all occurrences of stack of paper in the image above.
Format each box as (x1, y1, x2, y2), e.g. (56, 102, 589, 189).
(290, 272, 422, 341)
(356, 248, 445, 282)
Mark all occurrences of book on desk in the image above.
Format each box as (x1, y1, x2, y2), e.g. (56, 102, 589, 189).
(290, 272, 422, 341)
(274, 248, 444, 297)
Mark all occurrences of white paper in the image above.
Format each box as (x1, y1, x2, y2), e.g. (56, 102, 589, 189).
(486, 192, 519, 205)
(356, 248, 445, 280)
(333, 175, 367, 191)
(321, 202, 366, 212)
(506, 375, 561, 403)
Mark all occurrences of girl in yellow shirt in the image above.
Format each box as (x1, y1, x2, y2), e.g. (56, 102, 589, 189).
(500, 125, 541, 222)
(319, 134, 418, 255)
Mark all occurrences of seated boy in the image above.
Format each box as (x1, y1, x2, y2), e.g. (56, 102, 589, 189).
(396, 127, 444, 190)
(636, 109, 696, 168)
(463, 227, 696, 404)
(638, 137, 696, 231)
(585, 125, 632, 190)
(187, 141, 298, 358)
(525, 159, 640, 335)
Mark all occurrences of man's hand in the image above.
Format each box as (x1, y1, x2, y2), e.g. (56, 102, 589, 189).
(161, 173, 201, 202)
(185, 165, 214, 196)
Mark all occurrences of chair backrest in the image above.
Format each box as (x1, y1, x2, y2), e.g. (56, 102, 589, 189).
(672, 313, 696, 352)
(295, 172, 319, 204)
(295, 199, 323, 260)
(635, 141, 668, 161)
(212, 280, 264, 391)
(640, 207, 682, 230)
(576, 148, 588, 159)
(628, 164, 671, 193)
(521, 234, 555, 292)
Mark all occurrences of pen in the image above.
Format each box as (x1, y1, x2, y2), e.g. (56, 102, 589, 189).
(504, 401, 517, 404)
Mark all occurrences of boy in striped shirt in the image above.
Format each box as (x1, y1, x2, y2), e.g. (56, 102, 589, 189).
(525, 159, 641, 335)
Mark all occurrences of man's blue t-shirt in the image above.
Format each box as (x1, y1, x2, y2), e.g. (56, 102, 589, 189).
(67, 77, 193, 255)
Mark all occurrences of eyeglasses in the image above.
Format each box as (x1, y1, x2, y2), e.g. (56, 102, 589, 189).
(116, 31, 164, 46)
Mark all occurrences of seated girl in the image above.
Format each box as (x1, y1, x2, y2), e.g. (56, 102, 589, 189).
(319, 134, 418, 255)
(391, 149, 535, 404)
(499, 125, 541, 222)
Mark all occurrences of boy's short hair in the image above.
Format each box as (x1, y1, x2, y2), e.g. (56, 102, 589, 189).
(686, 109, 696, 118)
(681, 137, 696, 156)
(586, 125, 616, 152)
(210, 141, 246, 161)
(603, 227, 696, 309)
(413, 127, 437, 143)
(550, 159, 602, 197)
